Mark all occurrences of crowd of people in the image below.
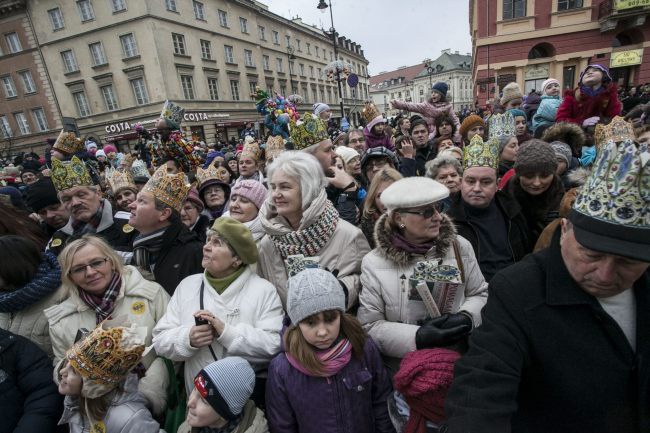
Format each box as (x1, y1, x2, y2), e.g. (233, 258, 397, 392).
(0, 62, 648, 433)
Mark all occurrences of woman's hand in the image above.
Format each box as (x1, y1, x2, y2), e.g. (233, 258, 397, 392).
(205, 315, 226, 337)
(189, 324, 214, 348)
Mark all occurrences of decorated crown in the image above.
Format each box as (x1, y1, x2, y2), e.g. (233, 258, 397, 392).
(160, 100, 185, 130)
(463, 134, 500, 170)
(51, 156, 95, 192)
(594, 116, 636, 150)
(361, 102, 381, 123)
(196, 160, 230, 189)
(131, 159, 150, 179)
(142, 165, 190, 212)
(66, 319, 146, 398)
(241, 141, 261, 161)
(53, 129, 83, 155)
(289, 113, 329, 150)
(266, 135, 286, 160)
(107, 167, 136, 194)
(488, 112, 517, 139)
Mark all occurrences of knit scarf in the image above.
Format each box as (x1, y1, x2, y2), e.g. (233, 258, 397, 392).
(78, 272, 121, 324)
(197, 414, 242, 433)
(71, 201, 104, 236)
(391, 232, 435, 255)
(205, 267, 245, 295)
(269, 200, 339, 259)
(286, 338, 352, 378)
(132, 227, 167, 272)
(0, 252, 61, 313)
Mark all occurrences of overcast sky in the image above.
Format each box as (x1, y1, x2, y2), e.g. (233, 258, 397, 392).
(263, 0, 472, 76)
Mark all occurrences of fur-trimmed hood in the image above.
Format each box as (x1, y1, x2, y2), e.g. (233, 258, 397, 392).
(541, 121, 586, 155)
(373, 212, 457, 267)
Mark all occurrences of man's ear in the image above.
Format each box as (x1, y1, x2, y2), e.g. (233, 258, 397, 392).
(159, 206, 173, 222)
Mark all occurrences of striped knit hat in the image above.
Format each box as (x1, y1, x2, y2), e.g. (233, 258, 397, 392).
(193, 357, 255, 420)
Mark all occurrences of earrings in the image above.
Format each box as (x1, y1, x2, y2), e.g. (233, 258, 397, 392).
(399, 224, 405, 229)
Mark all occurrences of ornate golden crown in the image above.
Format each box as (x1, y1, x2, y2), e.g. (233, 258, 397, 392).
(53, 129, 83, 155)
(51, 156, 94, 192)
(594, 116, 636, 150)
(241, 141, 261, 161)
(289, 113, 329, 150)
(266, 135, 286, 160)
(361, 101, 381, 123)
(142, 165, 190, 212)
(463, 134, 500, 170)
(107, 167, 136, 194)
(196, 160, 230, 189)
(488, 112, 517, 139)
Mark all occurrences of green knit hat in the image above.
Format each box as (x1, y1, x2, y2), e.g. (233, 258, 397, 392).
(210, 217, 258, 264)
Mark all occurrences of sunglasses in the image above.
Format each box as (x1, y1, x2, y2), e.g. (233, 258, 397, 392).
(400, 203, 442, 219)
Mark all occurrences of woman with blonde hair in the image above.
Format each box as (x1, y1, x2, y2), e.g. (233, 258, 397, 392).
(359, 167, 402, 248)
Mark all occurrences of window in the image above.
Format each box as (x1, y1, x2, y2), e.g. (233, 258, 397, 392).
(218, 10, 228, 27)
(315, 46, 319, 58)
(200, 40, 212, 60)
(89, 42, 107, 66)
(77, 0, 95, 21)
(207, 77, 219, 100)
(18, 71, 36, 93)
(0, 116, 12, 138)
(130, 78, 148, 105)
(244, 49, 254, 66)
(296, 39, 301, 51)
(503, 0, 526, 19)
(120, 33, 138, 58)
(285, 35, 290, 48)
(262, 55, 270, 70)
(165, 0, 177, 12)
(5, 33, 21, 53)
(193, 1, 205, 20)
(330, 51, 333, 61)
(276, 58, 283, 72)
(230, 80, 240, 100)
(32, 108, 48, 131)
(289, 61, 294, 74)
(306, 43, 311, 54)
(48, 8, 65, 30)
(1, 76, 17, 97)
(299, 63, 305, 76)
(239, 17, 248, 33)
(558, 0, 583, 10)
(61, 50, 78, 73)
(249, 81, 257, 98)
(181, 75, 195, 99)
(317, 67, 321, 78)
(310, 66, 314, 78)
(101, 84, 119, 110)
(280, 85, 286, 97)
(224, 45, 234, 63)
(272, 31, 279, 45)
(172, 33, 186, 55)
(14, 112, 30, 135)
(320, 87, 325, 101)
(111, 0, 126, 12)
(258, 25, 266, 41)
(73, 91, 91, 116)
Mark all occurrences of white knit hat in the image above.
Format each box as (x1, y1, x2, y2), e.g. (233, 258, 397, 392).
(313, 102, 331, 116)
(541, 78, 560, 93)
(287, 269, 345, 324)
(335, 146, 360, 164)
(381, 177, 449, 213)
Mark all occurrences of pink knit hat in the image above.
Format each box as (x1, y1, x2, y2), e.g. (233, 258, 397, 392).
(185, 187, 204, 212)
(231, 179, 268, 210)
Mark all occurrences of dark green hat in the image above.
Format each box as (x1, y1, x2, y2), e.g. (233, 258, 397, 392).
(210, 217, 258, 264)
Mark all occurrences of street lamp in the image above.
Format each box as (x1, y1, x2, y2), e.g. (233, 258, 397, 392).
(286, 46, 296, 95)
(317, 0, 345, 119)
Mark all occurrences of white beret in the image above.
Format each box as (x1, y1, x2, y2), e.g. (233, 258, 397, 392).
(381, 177, 449, 212)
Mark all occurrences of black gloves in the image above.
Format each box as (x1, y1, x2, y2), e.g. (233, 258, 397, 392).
(415, 312, 473, 350)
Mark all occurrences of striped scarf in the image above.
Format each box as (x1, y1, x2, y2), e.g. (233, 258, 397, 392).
(132, 227, 167, 272)
(0, 252, 61, 313)
(270, 200, 339, 259)
(71, 200, 104, 235)
(78, 272, 121, 324)
(286, 337, 353, 378)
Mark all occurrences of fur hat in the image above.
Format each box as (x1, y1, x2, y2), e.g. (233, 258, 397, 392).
(381, 177, 449, 213)
(514, 139, 558, 177)
(287, 268, 346, 325)
(541, 121, 586, 156)
(230, 179, 268, 210)
(209, 217, 258, 264)
(500, 82, 523, 106)
(431, 81, 448, 98)
(459, 115, 486, 138)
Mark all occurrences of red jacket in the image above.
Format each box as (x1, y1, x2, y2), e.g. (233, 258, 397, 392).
(555, 84, 621, 125)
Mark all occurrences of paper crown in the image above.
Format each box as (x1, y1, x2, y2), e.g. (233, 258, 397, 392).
(196, 160, 230, 190)
(289, 113, 329, 150)
(241, 140, 261, 161)
(65, 319, 146, 398)
(107, 167, 136, 194)
(131, 159, 151, 179)
(142, 165, 190, 212)
(361, 102, 381, 124)
(266, 135, 286, 160)
(160, 100, 185, 130)
(488, 112, 517, 139)
(53, 129, 83, 155)
(51, 156, 95, 192)
(594, 116, 636, 150)
(463, 134, 499, 170)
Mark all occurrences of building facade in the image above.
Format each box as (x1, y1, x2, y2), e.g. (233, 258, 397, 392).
(470, 0, 650, 107)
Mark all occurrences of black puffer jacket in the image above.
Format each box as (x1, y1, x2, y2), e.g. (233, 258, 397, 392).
(0, 329, 63, 433)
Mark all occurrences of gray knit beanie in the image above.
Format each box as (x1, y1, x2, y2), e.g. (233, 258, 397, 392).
(549, 141, 572, 166)
(196, 357, 255, 420)
(287, 268, 345, 324)
(514, 139, 558, 177)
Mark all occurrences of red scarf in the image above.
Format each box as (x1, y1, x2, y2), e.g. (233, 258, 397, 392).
(286, 338, 352, 377)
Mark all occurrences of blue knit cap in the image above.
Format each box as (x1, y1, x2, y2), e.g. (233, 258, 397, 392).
(507, 108, 527, 121)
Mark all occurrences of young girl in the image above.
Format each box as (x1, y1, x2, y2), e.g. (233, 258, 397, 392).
(532, 78, 562, 137)
(56, 319, 160, 433)
(362, 102, 395, 150)
(508, 109, 532, 144)
(391, 82, 462, 142)
(266, 269, 394, 433)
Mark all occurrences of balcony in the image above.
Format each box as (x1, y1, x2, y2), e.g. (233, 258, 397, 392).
(598, 0, 650, 32)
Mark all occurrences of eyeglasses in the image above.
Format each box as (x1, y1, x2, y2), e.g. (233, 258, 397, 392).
(400, 203, 442, 219)
(348, 137, 366, 144)
(365, 159, 389, 170)
(70, 258, 109, 276)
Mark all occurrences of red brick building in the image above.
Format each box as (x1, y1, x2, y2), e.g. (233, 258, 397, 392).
(470, 0, 650, 107)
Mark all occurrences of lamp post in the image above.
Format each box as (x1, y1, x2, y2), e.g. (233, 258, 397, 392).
(317, 0, 345, 120)
(286, 46, 296, 95)
(425, 61, 434, 88)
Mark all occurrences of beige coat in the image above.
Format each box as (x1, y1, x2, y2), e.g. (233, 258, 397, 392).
(44, 265, 171, 416)
(177, 400, 269, 433)
(257, 191, 370, 309)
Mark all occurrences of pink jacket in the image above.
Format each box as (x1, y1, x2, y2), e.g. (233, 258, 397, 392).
(392, 99, 462, 142)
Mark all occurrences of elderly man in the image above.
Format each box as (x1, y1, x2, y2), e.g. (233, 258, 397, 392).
(445, 118, 650, 433)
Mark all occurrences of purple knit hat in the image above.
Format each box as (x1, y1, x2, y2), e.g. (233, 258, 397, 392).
(231, 179, 268, 210)
(579, 64, 612, 85)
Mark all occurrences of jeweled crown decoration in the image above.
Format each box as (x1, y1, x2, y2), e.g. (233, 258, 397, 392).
(361, 102, 381, 124)
(241, 141, 261, 161)
(573, 133, 649, 227)
(53, 129, 83, 155)
(463, 135, 500, 170)
(51, 156, 94, 192)
(196, 160, 229, 189)
(160, 100, 185, 130)
(107, 167, 136, 193)
(289, 113, 329, 150)
(266, 135, 286, 160)
(143, 165, 190, 212)
(488, 112, 517, 139)
(131, 159, 150, 179)
(594, 116, 636, 150)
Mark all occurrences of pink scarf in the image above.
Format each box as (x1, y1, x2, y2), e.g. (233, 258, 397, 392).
(286, 338, 352, 377)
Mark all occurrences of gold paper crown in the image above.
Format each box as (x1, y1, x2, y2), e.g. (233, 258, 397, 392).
(107, 168, 136, 194)
(51, 156, 94, 192)
(361, 102, 381, 123)
(241, 141, 261, 161)
(487, 112, 517, 139)
(196, 160, 230, 189)
(53, 129, 83, 155)
(463, 134, 500, 170)
(266, 135, 286, 160)
(289, 113, 329, 150)
(142, 165, 190, 212)
(119, 153, 135, 170)
(594, 116, 636, 149)
(160, 100, 185, 130)
(66, 321, 146, 394)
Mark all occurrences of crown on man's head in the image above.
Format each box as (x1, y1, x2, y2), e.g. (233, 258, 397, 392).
(196, 160, 230, 189)
(53, 129, 84, 155)
(142, 165, 190, 212)
(51, 156, 94, 192)
(107, 167, 136, 194)
(159, 100, 185, 130)
(594, 116, 636, 150)
(289, 113, 329, 150)
(488, 112, 517, 139)
(463, 134, 499, 170)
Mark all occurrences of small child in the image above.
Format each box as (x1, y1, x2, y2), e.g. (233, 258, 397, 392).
(56, 319, 160, 433)
(362, 102, 395, 151)
(532, 78, 562, 137)
(391, 82, 462, 142)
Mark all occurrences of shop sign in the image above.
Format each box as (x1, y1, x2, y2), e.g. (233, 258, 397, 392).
(184, 112, 209, 122)
(615, 0, 650, 10)
(611, 49, 643, 68)
(105, 121, 132, 134)
(497, 74, 517, 89)
(525, 64, 549, 80)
